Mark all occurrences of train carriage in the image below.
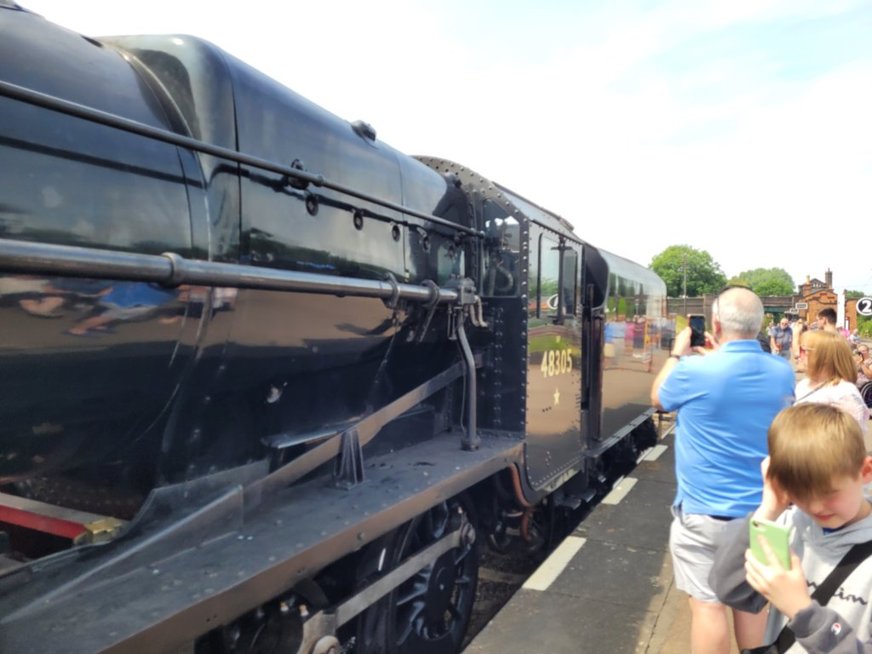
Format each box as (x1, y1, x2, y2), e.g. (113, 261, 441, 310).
(0, 4, 667, 652)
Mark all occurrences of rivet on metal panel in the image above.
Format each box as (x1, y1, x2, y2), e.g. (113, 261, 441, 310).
(305, 193, 319, 216)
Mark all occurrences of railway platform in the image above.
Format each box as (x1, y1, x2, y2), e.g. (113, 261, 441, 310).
(464, 426, 739, 654)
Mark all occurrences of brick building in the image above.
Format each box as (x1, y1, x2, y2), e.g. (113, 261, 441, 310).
(795, 269, 858, 331)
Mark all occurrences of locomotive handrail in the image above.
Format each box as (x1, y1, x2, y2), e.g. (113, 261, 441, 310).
(0, 238, 460, 305)
(0, 79, 483, 238)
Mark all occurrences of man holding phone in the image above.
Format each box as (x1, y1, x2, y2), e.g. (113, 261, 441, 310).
(689, 314, 707, 348)
(651, 287, 795, 654)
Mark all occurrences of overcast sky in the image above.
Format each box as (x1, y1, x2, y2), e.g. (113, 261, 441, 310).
(20, 0, 872, 294)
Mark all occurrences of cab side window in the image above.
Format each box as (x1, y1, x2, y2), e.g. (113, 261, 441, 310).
(482, 202, 520, 297)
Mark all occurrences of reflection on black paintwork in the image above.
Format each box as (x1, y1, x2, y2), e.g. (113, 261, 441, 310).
(63, 282, 177, 336)
(601, 254, 670, 373)
(0, 275, 238, 338)
(0, 275, 112, 322)
(599, 250, 670, 442)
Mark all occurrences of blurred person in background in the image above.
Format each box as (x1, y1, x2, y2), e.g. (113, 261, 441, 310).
(855, 343, 872, 388)
(816, 307, 838, 334)
(791, 318, 807, 362)
(770, 316, 793, 361)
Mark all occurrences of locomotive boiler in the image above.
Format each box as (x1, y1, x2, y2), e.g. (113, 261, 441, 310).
(0, 4, 668, 652)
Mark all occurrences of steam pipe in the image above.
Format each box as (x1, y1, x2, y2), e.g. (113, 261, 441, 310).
(455, 311, 480, 450)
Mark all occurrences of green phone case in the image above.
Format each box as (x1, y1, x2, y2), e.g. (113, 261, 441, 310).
(749, 518, 791, 569)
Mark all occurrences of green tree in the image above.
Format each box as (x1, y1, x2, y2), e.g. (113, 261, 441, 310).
(730, 268, 795, 296)
(847, 291, 872, 337)
(650, 245, 727, 297)
(858, 315, 872, 338)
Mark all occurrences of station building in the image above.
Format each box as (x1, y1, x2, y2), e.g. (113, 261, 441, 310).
(666, 269, 860, 332)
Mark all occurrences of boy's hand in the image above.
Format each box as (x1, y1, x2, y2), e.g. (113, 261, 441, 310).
(744, 540, 811, 620)
(757, 457, 790, 520)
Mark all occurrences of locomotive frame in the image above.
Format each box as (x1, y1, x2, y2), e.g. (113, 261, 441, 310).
(0, 5, 668, 653)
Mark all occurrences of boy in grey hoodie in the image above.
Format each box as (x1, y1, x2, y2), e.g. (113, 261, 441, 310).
(711, 403, 872, 653)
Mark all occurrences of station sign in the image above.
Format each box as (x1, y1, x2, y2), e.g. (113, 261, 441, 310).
(858, 297, 872, 316)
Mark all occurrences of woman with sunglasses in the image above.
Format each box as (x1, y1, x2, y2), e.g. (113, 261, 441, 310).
(795, 330, 870, 438)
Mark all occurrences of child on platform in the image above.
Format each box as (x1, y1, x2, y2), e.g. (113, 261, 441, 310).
(711, 403, 872, 653)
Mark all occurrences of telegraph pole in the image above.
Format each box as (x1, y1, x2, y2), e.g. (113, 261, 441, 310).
(682, 252, 688, 316)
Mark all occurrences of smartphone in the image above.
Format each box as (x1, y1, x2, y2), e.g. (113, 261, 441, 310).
(688, 314, 706, 347)
(749, 518, 791, 569)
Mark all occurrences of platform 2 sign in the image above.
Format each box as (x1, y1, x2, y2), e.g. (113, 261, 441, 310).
(858, 298, 872, 316)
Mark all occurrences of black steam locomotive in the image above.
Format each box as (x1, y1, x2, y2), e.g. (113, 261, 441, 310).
(0, 4, 668, 652)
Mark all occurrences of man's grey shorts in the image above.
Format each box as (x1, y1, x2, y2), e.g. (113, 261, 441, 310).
(670, 505, 735, 603)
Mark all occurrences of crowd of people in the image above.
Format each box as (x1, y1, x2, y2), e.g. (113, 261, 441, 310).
(651, 290, 872, 654)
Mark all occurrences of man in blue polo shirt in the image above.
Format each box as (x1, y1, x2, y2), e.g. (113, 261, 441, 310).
(651, 287, 794, 654)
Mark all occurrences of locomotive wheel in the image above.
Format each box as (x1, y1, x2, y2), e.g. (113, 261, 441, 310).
(354, 496, 480, 654)
(195, 579, 327, 654)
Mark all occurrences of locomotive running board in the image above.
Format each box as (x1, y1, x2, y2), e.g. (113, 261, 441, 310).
(250, 360, 467, 499)
(0, 431, 523, 653)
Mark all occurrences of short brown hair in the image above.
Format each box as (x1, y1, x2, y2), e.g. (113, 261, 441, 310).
(818, 307, 837, 325)
(767, 404, 866, 502)
(800, 330, 856, 383)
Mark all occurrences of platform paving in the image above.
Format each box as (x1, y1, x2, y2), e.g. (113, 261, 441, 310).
(464, 428, 741, 654)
